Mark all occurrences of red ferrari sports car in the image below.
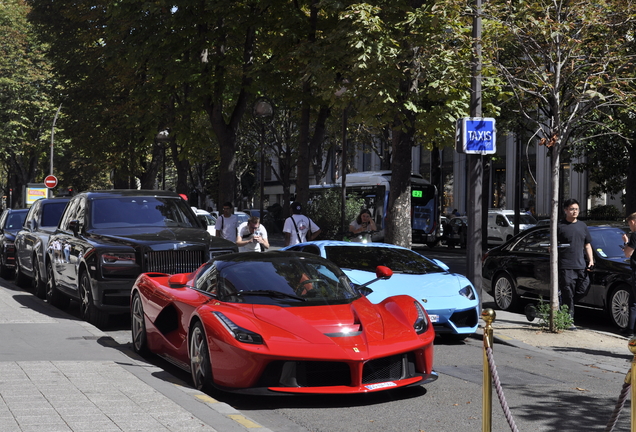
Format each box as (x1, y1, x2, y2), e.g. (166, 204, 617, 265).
(130, 251, 437, 395)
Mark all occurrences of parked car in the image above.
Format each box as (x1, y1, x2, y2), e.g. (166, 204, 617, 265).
(482, 225, 631, 328)
(487, 209, 537, 245)
(191, 207, 216, 236)
(130, 251, 437, 394)
(14, 197, 71, 297)
(283, 240, 480, 340)
(46, 190, 238, 327)
(0, 209, 29, 278)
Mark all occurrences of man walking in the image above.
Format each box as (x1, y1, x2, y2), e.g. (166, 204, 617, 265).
(283, 202, 321, 247)
(557, 198, 594, 330)
(621, 212, 636, 336)
(214, 202, 239, 242)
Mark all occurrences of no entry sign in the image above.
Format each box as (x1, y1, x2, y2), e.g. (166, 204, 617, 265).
(44, 175, 58, 188)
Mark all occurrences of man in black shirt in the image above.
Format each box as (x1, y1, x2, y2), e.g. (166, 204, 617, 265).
(557, 198, 594, 330)
(621, 213, 636, 337)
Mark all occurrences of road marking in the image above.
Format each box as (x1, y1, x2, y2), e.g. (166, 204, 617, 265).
(228, 414, 263, 428)
(195, 394, 219, 403)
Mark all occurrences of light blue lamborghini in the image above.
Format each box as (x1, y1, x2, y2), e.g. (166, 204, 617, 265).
(283, 240, 479, 341)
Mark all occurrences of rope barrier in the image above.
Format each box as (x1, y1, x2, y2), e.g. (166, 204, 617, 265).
(485, 347, 519, 432)
(604, 380, 631, 432)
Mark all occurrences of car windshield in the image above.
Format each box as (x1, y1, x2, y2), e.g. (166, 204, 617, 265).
(90, 197, 200, 229)
(505, 214, 537, 225)
(324, 245, 444, 275)
(209, 255, 359, 306)
(41, 202, 68, 227)
(590, 227, 628, 259)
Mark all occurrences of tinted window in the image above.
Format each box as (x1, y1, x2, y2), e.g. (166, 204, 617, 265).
(41, 202, 69, 227)
(324, 246, 444, 274)
(6, 211, 27, 229)
(90, 197, 199, 229)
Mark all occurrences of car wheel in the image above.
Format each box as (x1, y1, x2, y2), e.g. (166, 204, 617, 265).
(33, 259, 46, 299)
(14, 257, 28, 287)
(79, 271, 109, 328)
(0, 252, 11, 279)
(493, 274, 519, 311)
(131, 292, 148, 355)
(46, 261, 70, 309)
(190, 321, 214, 393)
(609, 285, 631, 329)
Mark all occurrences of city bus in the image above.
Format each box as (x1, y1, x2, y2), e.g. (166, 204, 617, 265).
(310, 171, 441, 245)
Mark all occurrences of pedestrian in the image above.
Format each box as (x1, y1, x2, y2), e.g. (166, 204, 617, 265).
(621, 212, 636, 337)
(283, 202, 321, 247)
(236, 216, 269, 252)
(557, 198, 594, 330)
(349, 209, 377, 234)
(214, 202, 239, 242)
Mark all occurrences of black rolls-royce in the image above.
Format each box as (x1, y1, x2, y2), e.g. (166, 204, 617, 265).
(45, 190, 237, 327)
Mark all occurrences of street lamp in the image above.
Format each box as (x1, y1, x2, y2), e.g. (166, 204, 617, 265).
(252, 98, 274, 217)
(155, 130, 170, 190)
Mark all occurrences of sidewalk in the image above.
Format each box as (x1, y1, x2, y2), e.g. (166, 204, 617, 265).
(0, 282, 273, 432)
(478, 308, 634, 373)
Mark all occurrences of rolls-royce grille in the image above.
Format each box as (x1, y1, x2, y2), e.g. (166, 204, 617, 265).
(145, 250, 206, 274)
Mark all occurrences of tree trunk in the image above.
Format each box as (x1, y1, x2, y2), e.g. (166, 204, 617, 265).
(387, 127, 413, 247)
(549, 148, 561, 333)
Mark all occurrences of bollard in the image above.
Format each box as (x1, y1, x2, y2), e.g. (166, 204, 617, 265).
(630, 337, 636, 432)
(482, 308, 496, 432)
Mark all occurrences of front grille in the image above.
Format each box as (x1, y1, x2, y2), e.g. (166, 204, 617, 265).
(257, 361, 351, 387)
(362, 353, 412, 384)
(450, 309, 479, 328)
(144, 250, 206, 274)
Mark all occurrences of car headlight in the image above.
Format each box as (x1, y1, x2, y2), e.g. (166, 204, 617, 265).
(101, 252, 136, 265)
(213, 312, 263, 344)
(413, 301, 429, 335)
(459, 284, 476, 300)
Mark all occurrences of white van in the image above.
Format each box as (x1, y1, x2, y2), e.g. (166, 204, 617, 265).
(487, 209, 537, 245)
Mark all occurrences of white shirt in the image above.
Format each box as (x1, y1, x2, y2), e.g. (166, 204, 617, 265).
(214, 214, 239, 242)
(237, 222, 268, 252)
(283, 214, 320, 246)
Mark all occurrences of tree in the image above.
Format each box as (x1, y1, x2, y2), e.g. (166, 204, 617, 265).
(0, 0, 60, 206)
(488, 0, 636, 331)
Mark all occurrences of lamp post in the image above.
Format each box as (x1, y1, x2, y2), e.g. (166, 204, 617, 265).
(252, 99, 274, 217)
(155, 130, 170, 190)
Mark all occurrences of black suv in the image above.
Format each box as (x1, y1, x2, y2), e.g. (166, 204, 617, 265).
(15, 197, 71, 297)
(0, 208, 29, 278)
(45, 190, 237, 327)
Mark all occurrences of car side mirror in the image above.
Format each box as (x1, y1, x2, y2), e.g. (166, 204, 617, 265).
(69, 220, 80, 236)
(168, 274, 189, 288)
(359, 265, 393, 289)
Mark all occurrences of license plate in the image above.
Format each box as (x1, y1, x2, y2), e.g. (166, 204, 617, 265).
(429, 314, 439, 323)
(365, 382, 397, 390)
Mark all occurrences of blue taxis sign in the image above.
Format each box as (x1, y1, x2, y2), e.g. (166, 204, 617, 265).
(455, 117, 496, 155)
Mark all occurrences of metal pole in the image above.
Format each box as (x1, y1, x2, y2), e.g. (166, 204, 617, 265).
(482, 308, 495, 432)
(260, 124, 265, 217)
(50, 103, 62, 176)
(629, 337, 636, 432)
(341, 107, 348, 233)
(467, 0, 483, 289)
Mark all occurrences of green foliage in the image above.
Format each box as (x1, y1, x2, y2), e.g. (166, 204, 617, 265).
(588, 204, 622, 220)
(536, 298, 573, 332)
(305, 189, 365, 240)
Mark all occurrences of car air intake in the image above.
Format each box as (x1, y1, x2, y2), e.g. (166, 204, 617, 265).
(145, 250, 206, 274)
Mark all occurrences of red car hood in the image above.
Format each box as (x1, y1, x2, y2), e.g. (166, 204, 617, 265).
(251, 300, 396, 346)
